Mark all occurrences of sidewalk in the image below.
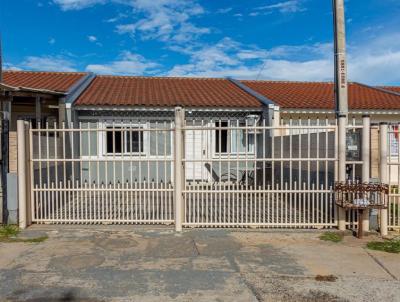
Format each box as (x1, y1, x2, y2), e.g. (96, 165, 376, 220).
(0, 226, 399, 302)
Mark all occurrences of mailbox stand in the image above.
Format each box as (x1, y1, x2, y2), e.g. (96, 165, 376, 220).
(335, 182, 388, 238)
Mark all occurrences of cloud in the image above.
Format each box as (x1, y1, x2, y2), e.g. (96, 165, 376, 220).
(105, 13, 128, 23)
(167, 31, 400, 85)
(167, 38, 332, 81)
(54, 0, 209, 44)
(88, 35, 98, 42)
(216, 7, 233, 14)
(3, 63, 22, 71)
(85, 51, 160, 75)
(256, 1, 305, 13)
(115, 0, 209, 43)
(52, 0, 106, 10)
(347, 33, 400, 85)
(19, 56, 77, 72)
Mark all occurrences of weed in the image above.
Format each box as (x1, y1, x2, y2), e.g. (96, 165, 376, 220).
(367, 239, 400, 253)
(0, 225, 20, 238)
(0, 225, 48, 243)
(319, 232, 343, 243)
(21, 236, 48, 243)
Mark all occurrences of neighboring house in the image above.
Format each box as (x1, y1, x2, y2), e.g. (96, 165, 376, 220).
(242, 81, 400, 181)
(0, 71, 94, 223)
(242, 81, 400, 122)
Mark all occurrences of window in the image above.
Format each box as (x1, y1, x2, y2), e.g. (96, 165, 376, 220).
(105, 127, 143, 155)
(126, 130, 144, 153)
(215, 121, 254, 154)
(390, 125, 399, 156)
(215, 121, 228, 153)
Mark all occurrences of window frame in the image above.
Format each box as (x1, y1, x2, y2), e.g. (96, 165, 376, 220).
(102, 123, 147, 157)
(213, 120, 255, 157)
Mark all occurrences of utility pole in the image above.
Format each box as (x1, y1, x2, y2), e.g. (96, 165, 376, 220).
(333, 0, 348, 117)
(333, 0, 348, 231)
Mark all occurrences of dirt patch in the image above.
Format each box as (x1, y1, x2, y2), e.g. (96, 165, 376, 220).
(49, 254, 105, 270)
(315, 275, 338, 282)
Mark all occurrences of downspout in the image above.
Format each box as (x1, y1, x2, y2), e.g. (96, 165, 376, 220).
(59, 73, 95, 177)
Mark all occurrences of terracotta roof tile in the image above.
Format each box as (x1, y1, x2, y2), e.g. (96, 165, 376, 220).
(3, 70, 88, 93)
(241, 80, 400, 110)
(74, 76, 262, 108)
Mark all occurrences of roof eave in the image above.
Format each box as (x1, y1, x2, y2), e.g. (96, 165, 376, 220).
(281, 108, 400, 115)
(0, 82, 66, 96)
(73, 105, 263, 112)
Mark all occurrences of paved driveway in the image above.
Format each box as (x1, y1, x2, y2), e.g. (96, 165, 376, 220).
(0, 226, 399, 302)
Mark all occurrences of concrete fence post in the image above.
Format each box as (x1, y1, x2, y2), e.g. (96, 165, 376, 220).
(362, 115, 370, 231)
(17, 120, 27, 229)
(338, 115, 347, 231)
(174, 107, 185, 232)
(379, 123, 388, 236)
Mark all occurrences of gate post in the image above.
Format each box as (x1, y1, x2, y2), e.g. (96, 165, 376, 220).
(338, 115, 347, 231)
(362, 115, 370, 231)
(17, 120, 27, 229)
(379, 123, 388, 236)
(174, 107, 185, 231)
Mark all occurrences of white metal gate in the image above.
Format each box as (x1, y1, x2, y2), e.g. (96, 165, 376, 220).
(29, 121, 175, 224)
(25, 114, 393, 230)
(182, 117, 338, 228)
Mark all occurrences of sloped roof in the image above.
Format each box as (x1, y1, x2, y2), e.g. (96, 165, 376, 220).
(74, 75, 262, 108)
(3, 71, 88, 93)
(241, 81, 400, 110)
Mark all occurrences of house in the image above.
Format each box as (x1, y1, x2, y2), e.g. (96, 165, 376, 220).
(1, 70, 400, 229)
(72, 76, 267, 185)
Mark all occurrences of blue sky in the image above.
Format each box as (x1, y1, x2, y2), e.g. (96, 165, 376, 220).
(1, 0, 400, 85)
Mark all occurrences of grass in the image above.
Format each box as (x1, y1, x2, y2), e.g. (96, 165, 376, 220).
(0, 225, 48, 243)
(367, 239, 400, 254)
(0, 225, 20, 238)
(319, 232, 343, 243)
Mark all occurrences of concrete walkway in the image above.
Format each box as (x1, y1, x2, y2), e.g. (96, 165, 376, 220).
(0, 226, 399, 302)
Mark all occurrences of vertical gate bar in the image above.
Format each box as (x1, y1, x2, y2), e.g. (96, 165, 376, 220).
(62, 123, 67, 221)
(362, 115, 371, 231)
(146, 124, 150, 222)
(174, 107, 184, 231)
(46, 123, 50, 214)
(262, 119, 266, 224)
(379, 122, 388, 236)
(164, 122, 167, 221)
(51, 182, 55, 221)
(29, 124, 35, 222)
(17, 120, 27, 228)
(43, 183, 47, 222)
(338, 115, 347, 230)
